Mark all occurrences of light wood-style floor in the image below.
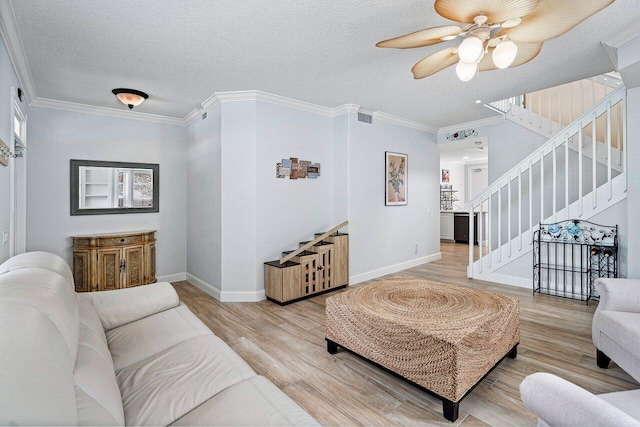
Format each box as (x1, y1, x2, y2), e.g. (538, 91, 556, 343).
(173, 242, 638, 426)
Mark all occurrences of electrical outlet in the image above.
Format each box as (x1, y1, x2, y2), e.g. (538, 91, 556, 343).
(415, 243, 419, 254)
(2, 230, 8, 246)
(426, 207, 431, 214)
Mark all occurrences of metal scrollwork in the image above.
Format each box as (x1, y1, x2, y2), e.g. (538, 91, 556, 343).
(539, 219, 616, 245)
(445, 129, 477, 141)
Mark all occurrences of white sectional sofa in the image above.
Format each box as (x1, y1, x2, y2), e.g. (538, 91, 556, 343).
(0, 251, 318, 426)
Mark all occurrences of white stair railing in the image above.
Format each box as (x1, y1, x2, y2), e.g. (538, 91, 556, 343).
(488, 74, 623, 138)
(469, 86, 626, 279)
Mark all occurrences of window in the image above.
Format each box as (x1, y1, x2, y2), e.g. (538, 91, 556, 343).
(13, 98, 26, 155)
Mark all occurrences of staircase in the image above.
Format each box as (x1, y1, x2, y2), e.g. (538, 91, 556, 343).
(488, 75, 624, 171)
(468, 81, 627, 287)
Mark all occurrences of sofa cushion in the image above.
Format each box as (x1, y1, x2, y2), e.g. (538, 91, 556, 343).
(74, 299, 125, 426)
(171, 376, 320, 426)
(600, 389, 640, 422)
(0, 251, 75, 286)
(79, 282, 180, 331)
(116, 334, 256, 426)
(0, 268, 79, 364)
(0, 303, 78, 426)
(107, 303, 212, 370)
(595, 311, 640, 358)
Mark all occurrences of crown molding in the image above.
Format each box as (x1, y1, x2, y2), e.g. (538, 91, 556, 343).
(31, 97, 186, 126)
(184, 92, 437, 132)
(215, 90, 257, 103)
(0, 1, 36, 103)
(602, 21, 640, 49)
(372, 111, 438, 133)
(437, 115, 504, 136)
(255, 91, 334, 116)
(183, 108, 203, 126)
(332, 104, 361, 116)
(200, 92, 221, 111)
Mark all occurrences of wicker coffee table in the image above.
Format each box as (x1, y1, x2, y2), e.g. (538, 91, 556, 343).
(325, 276, 519, 422)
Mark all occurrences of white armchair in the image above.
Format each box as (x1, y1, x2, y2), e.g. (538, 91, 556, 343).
(520, 373, 640, 426)
(592, 278, 640, 382)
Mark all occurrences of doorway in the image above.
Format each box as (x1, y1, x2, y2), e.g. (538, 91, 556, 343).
(465, 163, 488, 203)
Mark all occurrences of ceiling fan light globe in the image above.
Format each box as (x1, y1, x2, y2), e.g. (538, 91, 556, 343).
(458, 36, 484, 63)
(492, 39, 518, 69)
(455, 60, 477, 81)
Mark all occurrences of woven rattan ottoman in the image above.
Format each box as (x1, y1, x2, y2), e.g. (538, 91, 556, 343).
(325, 276, 519, 422)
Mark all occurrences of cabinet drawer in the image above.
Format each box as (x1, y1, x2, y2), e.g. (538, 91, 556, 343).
(97, 235, 143, 247)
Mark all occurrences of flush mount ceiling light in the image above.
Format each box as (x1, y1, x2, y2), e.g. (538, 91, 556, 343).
(376, 0, 615, 81)
(112, 88, 148, 109)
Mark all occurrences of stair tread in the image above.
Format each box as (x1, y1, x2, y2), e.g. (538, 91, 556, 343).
(264, 260, 300, 268)
(282, 250, 316, 256)
(299, 241, 334, 246)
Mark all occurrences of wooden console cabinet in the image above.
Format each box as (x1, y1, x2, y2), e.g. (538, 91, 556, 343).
(72, 230, 157, 292)
(265, 224, 349, 305)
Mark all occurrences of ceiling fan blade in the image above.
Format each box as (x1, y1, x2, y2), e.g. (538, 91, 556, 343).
(376, 26, 462, 49)
(479, 42, 543, 71)
(411, 47, 458, 79)
(434, 0, 540, 24)
(499, 0, 615, 43)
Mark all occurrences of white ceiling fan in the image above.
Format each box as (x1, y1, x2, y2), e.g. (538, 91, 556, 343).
(376, 0, 616, 81)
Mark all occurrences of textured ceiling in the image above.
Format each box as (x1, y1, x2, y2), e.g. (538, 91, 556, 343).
(9, 0, 639, 128)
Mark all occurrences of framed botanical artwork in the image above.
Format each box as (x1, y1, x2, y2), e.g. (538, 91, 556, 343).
(385, 151, 407, 206)
(442, 169, 450, 183)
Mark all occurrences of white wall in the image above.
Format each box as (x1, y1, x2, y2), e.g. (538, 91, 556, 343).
(219, 101, 258, 299)
(626, 87, 640, 278)
(26, 107, 188, 278)
(186, 100, 335, 301)
(186, 106, 222, 294)
(348, 118, 440, 283)
(332, 112, 350, 226)
(483, 120, 548, 184)
(0, 37, 22, 263)
(255, 101, 334, 293)
(184, 101, 441, 300)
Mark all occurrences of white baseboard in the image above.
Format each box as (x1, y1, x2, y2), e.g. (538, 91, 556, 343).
(185, 273, 221, 300)
(157, 272, 187, 283)
(471, 271, 532, 289)
(220, 290, 266, 302)
(349, 252, 442, 285)
(184, 273, 265, 302)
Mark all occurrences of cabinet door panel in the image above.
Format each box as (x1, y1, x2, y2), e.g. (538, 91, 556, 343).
(124, 246, 144, 287)
(97, 249, 121, 291)
(73, 250, 92, 292)
(146, 243, 156, 283)
(440, 213, 454, 240)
